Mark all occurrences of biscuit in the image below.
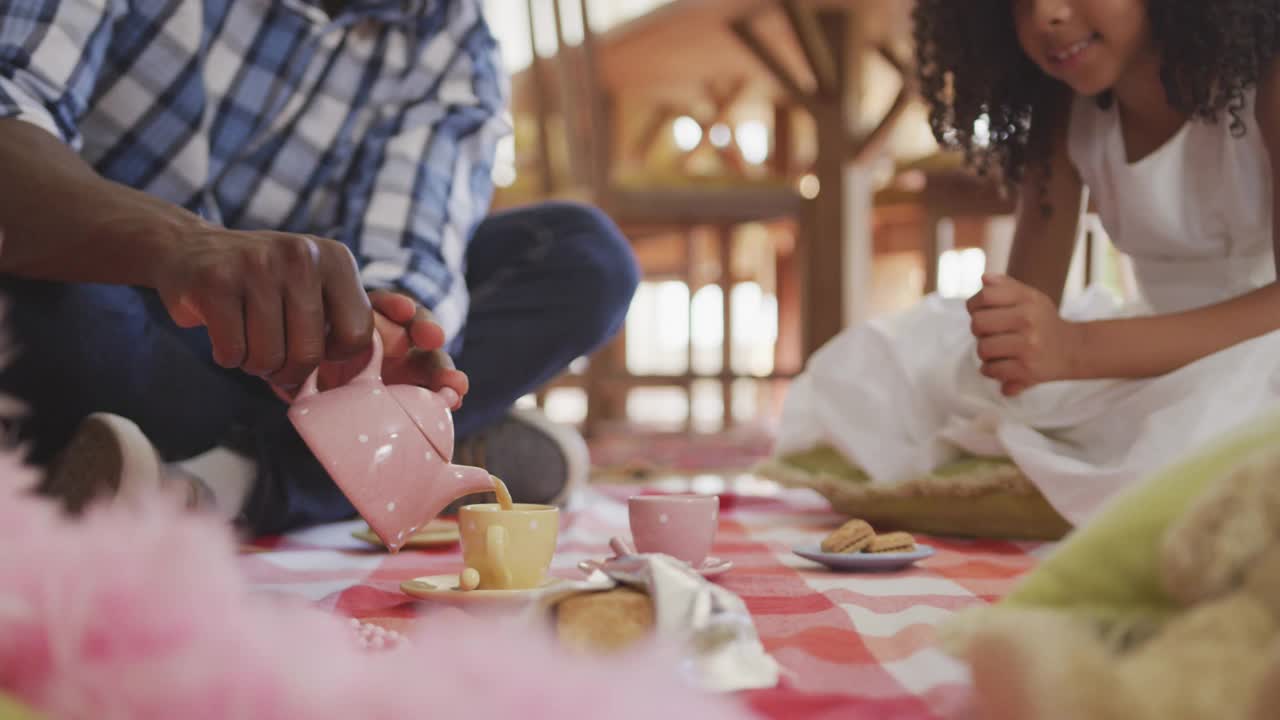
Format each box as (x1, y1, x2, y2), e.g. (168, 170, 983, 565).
(555, 588, 654, 654)
(866, 531, 916, 553)
(821, 518, 876, 553)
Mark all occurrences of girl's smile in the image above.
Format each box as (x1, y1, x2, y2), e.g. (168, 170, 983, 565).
(1047, 32, 1101, 68)
(1013, 0, 1153, 98)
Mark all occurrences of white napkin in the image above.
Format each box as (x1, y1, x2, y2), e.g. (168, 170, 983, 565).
(544, 553, 780, 693)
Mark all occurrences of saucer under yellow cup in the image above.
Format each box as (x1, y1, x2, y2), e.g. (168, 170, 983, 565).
(400, 574, 563, 605)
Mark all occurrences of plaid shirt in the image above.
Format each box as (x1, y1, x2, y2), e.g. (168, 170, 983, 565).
(0, 0, 509, 339)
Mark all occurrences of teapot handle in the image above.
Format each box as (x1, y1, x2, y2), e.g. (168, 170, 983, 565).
(294, 330, 384, 402)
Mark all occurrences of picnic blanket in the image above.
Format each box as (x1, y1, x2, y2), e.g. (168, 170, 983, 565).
(239, 484, 1047, 720)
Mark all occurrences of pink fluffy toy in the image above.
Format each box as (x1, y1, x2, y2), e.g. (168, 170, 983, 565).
(0, 449, 754, 719)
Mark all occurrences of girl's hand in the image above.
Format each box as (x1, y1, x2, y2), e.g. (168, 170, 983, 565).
(966, 274, 1084, 397)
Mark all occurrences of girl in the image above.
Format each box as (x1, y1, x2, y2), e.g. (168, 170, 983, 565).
(775, 0, 1280, 525)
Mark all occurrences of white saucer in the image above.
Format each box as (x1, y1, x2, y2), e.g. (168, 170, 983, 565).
(792, 543, 935, 572)
(578, 555, 734, 578)
(400, 574, 563, 605)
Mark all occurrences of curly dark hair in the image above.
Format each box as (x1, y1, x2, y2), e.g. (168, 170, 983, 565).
(913, 0, 1280, 192)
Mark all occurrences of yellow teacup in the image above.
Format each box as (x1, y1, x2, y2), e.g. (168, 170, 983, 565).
(458, 503, 560, 590)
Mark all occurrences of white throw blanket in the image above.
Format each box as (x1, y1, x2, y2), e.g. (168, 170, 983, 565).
(776, 288, 1280, 526)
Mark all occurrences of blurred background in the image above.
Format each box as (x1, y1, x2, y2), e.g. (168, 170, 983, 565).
(478, 0, 1134, 476)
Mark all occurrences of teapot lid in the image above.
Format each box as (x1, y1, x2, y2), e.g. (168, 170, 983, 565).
(386, 384, 455, 460)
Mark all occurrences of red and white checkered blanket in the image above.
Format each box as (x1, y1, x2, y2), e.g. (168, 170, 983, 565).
(239, 484, 1047, 720)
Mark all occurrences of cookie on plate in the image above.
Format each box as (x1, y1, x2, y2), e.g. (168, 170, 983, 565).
(821, 518, 876, 553)
(866, 531, 917, 553)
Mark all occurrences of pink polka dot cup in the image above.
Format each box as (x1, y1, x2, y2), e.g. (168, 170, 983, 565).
(627, 494, 720, 566)
(287, 333, 495, 552)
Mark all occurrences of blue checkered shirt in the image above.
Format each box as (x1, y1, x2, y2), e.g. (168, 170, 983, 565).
(0, 0, 509, 339)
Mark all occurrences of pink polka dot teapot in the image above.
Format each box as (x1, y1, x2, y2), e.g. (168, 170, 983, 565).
(287, 333, 493, 552)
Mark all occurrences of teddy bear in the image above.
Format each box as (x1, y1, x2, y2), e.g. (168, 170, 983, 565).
(953, 442, 1280, 720)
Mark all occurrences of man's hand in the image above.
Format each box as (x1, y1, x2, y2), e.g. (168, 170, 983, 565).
(966, 274, 1084, 396)
(152, 227, 375, 388)
(316, 290, 469, 409)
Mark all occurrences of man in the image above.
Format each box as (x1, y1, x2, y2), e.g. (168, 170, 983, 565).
(0, 0, 638, 534)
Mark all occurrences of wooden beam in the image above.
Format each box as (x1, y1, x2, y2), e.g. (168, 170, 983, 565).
(506, 0, 918, 116)
(680, 77, 748, 175)
(849, 85, 913, 166)
(817, 9, 852, 93)
(780, 0, 837, 95)
(708, 78, 748, 174)
(631, 103, 675, 163)
(708, 77, 747, 115)
(576, 0, 611, 189)
(848, 45, 916, 165)
(877, 43, 912, 79)
(547, 370, 800, 390)
(549, 1, 589, 187)
(525, 0, 555, 194)
(728, 17, 811, 109)
(609, 185, 804, 227)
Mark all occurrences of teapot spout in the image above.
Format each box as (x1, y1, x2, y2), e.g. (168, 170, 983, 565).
(447, 464, 498, 503)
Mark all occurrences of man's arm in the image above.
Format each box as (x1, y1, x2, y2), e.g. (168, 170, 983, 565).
(0, 0, 188, 285)
(0, 0, 373, 384)
(0, 118, 202, 286)
(338, 1, 510, 343)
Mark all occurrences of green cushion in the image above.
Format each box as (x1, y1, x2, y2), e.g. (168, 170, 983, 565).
(1000, 409, 1280, 621)
(0, 693, 41, 720)
(757, 446, 1072, 541)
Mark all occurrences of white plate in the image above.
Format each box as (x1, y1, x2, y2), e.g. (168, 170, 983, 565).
(792, 543, 935, 572)
(400, 574, 564, 605)
(577, 555, 734, 578)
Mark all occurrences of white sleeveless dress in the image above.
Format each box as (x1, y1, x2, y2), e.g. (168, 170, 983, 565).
(776, 92, 1279, 525)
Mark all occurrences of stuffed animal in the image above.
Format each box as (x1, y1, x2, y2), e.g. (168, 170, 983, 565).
(954, 440, 1280, 720)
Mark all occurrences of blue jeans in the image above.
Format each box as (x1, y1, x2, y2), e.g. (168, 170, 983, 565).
(0, 202, 638, 534)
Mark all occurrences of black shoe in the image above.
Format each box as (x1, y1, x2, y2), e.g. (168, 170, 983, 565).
(40, 413, 215, 514)
(445, 408, 589, 512)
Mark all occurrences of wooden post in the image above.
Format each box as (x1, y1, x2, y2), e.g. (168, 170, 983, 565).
(923, 212, 955, 295)
(525, 0, 555, 195)
(685, 227, 698, 432)
(803, 10, 854, 356)
(774, 232, 802, 375)
(1083, 224, 1095, 286)
(549, 0, 589, 188)
(575, 0, 612, 192)
(718, 224, 735, 427)
(772, 102, 793, 178)
(728, 3, 883, 357)
(585, 327, 628, 438)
